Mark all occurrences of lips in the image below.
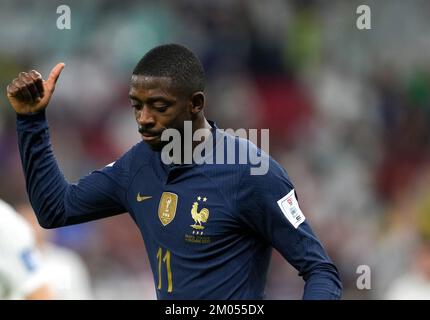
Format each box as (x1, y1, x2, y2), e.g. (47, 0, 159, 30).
(141, 133, 160, 141)
(141, 132, 158, 137)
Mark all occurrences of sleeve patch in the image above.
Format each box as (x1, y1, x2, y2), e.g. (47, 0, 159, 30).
(20, 248, 39, 272)
(277, 189, 305, 229)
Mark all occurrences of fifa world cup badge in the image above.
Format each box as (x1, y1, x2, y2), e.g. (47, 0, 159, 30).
(158, 192, 178, 226)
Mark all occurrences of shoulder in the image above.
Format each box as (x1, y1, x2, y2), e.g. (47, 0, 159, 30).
(231, 135, 292, 187)
(103, 141, 153, 176)
(0, 200, 33, 249)
(205, 129, 293, 185)
(228, 137, 295, 207)
(203, 130, 294, 196)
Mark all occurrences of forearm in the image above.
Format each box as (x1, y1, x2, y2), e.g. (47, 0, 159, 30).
(17, 110, 71, 228)
(302, 263, 342, 300)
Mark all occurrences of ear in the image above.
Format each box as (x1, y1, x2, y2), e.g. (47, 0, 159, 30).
(189, 92, 205, 115)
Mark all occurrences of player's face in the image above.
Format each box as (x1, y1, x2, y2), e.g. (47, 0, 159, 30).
(129, 75, 193, 150)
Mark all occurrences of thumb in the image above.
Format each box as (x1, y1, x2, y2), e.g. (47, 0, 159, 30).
(46, 62, 65, 89)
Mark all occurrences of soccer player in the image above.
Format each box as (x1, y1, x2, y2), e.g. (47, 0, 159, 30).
(18, 204, 94, 300)
(6, 44, 342, 299)
(0, 199, 53, 299)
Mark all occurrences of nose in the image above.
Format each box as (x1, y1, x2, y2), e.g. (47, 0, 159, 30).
(136, 106, 155, 127)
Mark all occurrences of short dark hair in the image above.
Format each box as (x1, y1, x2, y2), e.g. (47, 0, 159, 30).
(133, 44, 205, 95)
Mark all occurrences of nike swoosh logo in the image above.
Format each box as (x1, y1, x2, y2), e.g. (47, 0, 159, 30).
(136, 193, 152, 202)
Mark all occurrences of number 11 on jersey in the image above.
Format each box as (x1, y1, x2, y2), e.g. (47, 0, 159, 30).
(157, 247, 173, 293)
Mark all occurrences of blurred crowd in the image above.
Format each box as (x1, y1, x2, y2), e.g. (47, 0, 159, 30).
(1, 0, 430, 299)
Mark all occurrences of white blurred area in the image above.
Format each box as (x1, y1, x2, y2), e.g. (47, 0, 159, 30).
(17, 204, 94, 300)
(0, 0, 430, 299)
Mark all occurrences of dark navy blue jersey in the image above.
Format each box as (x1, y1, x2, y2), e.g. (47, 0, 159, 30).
(16, 111, 342, 300)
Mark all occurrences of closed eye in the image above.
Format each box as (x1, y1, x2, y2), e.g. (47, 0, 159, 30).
(155, 105, 168, 113)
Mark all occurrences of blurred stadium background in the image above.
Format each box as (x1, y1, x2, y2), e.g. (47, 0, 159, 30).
(1, 0, 430, 299)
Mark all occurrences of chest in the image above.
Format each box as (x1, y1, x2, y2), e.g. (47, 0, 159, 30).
(127, 168, 240, 248)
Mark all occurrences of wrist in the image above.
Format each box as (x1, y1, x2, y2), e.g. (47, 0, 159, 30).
(16, 109, 46, 119)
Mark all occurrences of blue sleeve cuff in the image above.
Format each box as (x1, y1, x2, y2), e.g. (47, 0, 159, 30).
(16, 110, 47, 130)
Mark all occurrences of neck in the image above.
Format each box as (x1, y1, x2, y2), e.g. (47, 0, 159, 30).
(167, 117, 213, 165)
(191, 117, 212, 150)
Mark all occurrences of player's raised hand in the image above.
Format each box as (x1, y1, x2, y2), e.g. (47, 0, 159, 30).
(6, 63, 65, 115)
